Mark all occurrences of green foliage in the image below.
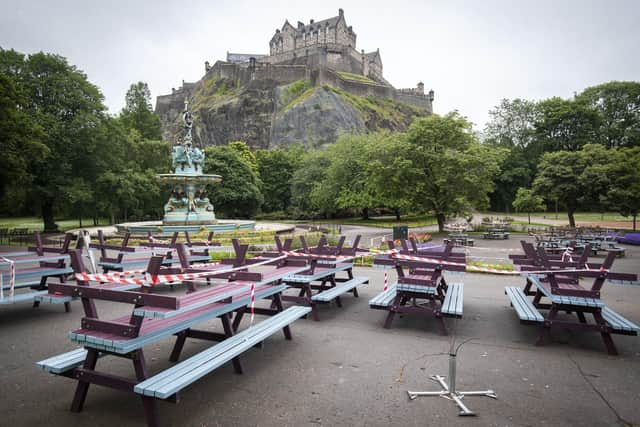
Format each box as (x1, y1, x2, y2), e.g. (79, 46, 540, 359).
(279, 80, 315, 112)
(535, 97, 601, 152)
(228, 141, 259, 175)
(325, 86, 424, 128)
(203, 145, 263, 218)
(255, 146, 302, 212)
(407, 113, 507, 230)
(0, 49, 106, 230)
(512, 188, 545, 223)
(576, 81, 640, 148)
(119, 81, 162, 140)
(0, 65, 47, 206)
(290, 150, 333, 217)
(605, 146, 640, 230)
(336, 71, 375, 84)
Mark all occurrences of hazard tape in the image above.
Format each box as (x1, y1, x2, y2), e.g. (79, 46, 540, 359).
(75, 255, 287, 286)
(383, 270, 388, 291)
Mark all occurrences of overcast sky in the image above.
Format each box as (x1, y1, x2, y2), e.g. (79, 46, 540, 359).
(1, 0, 639, 129)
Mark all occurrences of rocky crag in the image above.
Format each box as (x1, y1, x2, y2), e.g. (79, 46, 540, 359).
(156, 75, 428, 150)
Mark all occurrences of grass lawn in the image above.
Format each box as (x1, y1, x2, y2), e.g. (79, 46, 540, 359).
(303, 214, 438, 229)
(484, 211, 632, 223)
(0, 217, 111, 232)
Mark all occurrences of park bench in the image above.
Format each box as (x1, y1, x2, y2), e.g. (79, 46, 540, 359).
(370, 241, 466, 334)
(37, 250, 310, 426)
(275, 235, 369, 321)
(505, 248, 639, 355)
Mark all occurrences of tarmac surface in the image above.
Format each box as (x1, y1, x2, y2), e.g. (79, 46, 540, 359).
(1, 236, 639, 427)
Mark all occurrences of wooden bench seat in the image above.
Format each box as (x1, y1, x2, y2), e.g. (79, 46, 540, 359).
(505, 287, 544, 322)
(2, 266, 73, 281)
(311, 276, 368, 302)
(440, 283, 463, 317)
(368, 285, 397, 309)
(134, 305, 311, 399)
(0, 290, 48, 304)
(37, 348, 104, 374)
(601, 307, 640, 333)
(70, 285, 287, 354)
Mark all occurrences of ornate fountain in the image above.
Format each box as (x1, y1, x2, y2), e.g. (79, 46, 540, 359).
(115, 100, 255, 234)
(158, 100, 221, 225)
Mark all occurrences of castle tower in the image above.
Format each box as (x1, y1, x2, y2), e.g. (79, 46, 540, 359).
(417, 81, 424, 95)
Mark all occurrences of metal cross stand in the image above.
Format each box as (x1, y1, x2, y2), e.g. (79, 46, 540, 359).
(407, 352, 497, 416)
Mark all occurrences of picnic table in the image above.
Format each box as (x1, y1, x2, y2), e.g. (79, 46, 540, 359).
(505, 247, 639, 355)
(90, 230, 211, 273)
(37, 249, 311, 427)
(0, 232, 76, 310)
(261, 235, 369, 321)
(483, 228, 510, 240)
(369, 240, 466, 334)
(444, 232, 474, 247)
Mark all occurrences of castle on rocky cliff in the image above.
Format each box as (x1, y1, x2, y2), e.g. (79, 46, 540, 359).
(158, 9, 434, 113)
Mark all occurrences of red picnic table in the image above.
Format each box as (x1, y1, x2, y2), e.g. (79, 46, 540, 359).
(37, 249, 311, 426)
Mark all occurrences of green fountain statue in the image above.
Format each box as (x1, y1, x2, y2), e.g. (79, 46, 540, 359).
(158, 100, 221, 225)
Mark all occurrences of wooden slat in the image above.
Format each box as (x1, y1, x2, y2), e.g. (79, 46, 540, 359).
(311, 277, 368, 302)
(70, 285, 288, 354)
(134, 306, 311, 399)
(368, 285, 397, 308)
(505, 287, 544, 322)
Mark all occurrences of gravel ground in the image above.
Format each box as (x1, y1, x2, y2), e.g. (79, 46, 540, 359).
(1, 235, 639, 427)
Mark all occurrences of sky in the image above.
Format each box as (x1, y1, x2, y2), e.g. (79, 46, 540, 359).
(1, 0, 639, 129)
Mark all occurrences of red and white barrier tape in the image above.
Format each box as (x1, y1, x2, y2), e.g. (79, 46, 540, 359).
(0, 256, 16, 300)
(383, 270, 388, 291)
(75, 255, 287, 286)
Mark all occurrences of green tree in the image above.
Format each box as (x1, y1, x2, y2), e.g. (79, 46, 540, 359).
(577, 81, 640, 148)
(120, 81, 162, 140)
(484, 98, 539, 148)
(532, 144, 612, 227)
(1, 50, 107, 231)
(229, 141, 259, 176)
(255, 145, 302, 212)
(407, 113, 507, 231)
(484, 99, 539, 211)
(512, 187, 545, 224)
(535, 97, 601, 152)
(203, 146, 263, 218)
(323, 134, 380, 219)
(0, 68, 47, 208)
(363, 132, 419, 220)
(606, 146, 640, 230)
(290, 150, 334, 218)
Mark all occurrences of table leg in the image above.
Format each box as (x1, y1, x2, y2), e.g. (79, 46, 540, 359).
(221, 314, 243, 374)
(133, 350, 160, 427)
(70, 348, 99, 412)
(170, 330, 188, 362)
(272, 293, 292, 340)
(592, 310, 618, 355)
